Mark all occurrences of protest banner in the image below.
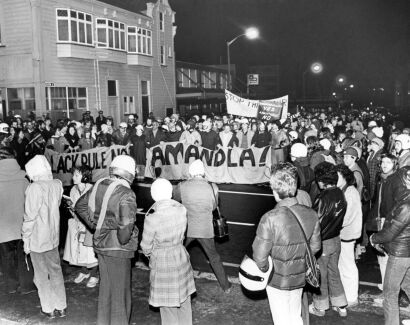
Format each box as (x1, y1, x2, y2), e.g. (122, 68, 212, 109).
(145, 142, 272, 184)
(225, 90, 259, 117)
(226, 90, 289, 123)
(45, 145, 129, 186)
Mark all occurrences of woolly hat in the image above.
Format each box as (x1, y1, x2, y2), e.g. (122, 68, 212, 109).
(25, 155, 52, 181)
(289, 131, 298, 139)
(372, 127, 384, 138)
(189, 159, 205, 176)
(319, 138, 332, 151)
(119, 122, 127, 128)
(368, 121, 377, 128)
(135, 125, 144, 131)
(290, 143, 308, 158)
(395, 134, 410, 151)
(371, 137, 384, 148)
(343, 147, 359, 158)
(151, 178, 173, 202)
(110, 155, 135, 183)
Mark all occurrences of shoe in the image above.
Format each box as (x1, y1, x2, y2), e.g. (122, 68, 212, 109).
(309, 304, 325, 317)
(86, 276, 99, 288)
(40, 310, 56, 319)
(377, 283, 383, 291)
(332, 306, 347, 317)
(74, 272, 90, 284)
(55, 308, 67, 318)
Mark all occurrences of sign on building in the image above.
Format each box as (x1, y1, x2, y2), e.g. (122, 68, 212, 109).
(247, 74, 259, 86)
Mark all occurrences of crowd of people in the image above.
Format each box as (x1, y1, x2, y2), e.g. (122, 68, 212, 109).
(1, 105, 410, 324)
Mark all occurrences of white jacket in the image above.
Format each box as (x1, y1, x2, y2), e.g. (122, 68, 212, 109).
(22, 155, 63, 253)
(340, 185, 363, 241)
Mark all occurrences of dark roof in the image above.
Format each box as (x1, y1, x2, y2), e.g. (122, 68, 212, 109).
(97, 0, 151, 15)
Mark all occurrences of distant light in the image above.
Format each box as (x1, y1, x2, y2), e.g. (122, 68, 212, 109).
(349, 84, 354, 89)
(370, 102, 373, 105)
(332, 92, 336, 96)
(245, 27, 259, 40)
(311, 62, 323, 74)
(380, 88, 385, 92)
(338, 78, 344, 83)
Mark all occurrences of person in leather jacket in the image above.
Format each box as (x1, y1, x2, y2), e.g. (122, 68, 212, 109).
(310, 162, 348, 317)
(370, 166, 410, 325)
(75, 155, 138, 325)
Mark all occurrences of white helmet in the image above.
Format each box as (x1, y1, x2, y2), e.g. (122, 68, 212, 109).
(0, 123, 9, 134)
(109, 155, 136, 184)
(395, 134, 410, 151)
(239, 255, 273, 291)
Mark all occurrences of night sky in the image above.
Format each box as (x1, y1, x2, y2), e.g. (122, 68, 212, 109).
(169, 0, 409, 104)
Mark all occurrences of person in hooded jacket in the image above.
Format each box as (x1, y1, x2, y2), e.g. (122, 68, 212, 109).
(75, 155, 139, 325)
(141, 178, 196, 325)
(290, 143, 315, 193)
(395, 134, 410, 168)
(370, 166, 410, 325)
(22, 155, 67, 319)
(0, 147, 35, 294)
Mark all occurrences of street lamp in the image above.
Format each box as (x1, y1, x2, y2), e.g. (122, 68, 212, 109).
(227, 27, 259, 90)
(349, 84, 354, 89)
(302, 62, 323, 107)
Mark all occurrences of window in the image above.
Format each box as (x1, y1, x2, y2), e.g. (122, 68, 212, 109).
(160, 45, 165, 65)
(168, 46, 172, 58)
(127, 27, 152, 55)
(96, 19, 126, 50)
(159, 12, 164, 31)
(107, 80, 118, 97)
(123, 96, 135, 114)
(201, 71, 217, 89)
(7, 88, 35, 111)
(219, 73, 228, 90)
(57, 9, 92, 45)
(45, 87, 87, 110)
(178, 68, 198, 88)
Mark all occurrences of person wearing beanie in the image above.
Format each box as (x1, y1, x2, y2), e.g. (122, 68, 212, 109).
(180, 119, 202, 146)
(200, 120, 221, 150)
(290, 143, 315, 193)
(367, 137, 385, 200)
(22, 155, 67, 319)
(141, 178, 196, 325)
(174, 159, 231, 293)
(395, 134, 410, 168)
(343, 147, 364, 197)
(75, 155, 139, 325)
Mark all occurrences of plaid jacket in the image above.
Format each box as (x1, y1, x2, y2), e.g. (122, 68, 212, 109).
(141, 199, 196, 307)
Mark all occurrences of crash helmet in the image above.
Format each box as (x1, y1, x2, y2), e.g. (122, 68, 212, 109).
(239, 255, 273, 291)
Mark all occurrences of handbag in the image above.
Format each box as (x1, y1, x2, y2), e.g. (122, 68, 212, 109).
(209, 183, 229, 238)
(288, 206, 320, 288)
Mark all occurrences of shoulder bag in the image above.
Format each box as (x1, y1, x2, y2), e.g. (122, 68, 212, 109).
(288, 206, 320, 288)
(209, 183, 229, 238)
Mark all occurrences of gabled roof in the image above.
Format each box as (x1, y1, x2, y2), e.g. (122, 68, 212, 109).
(97, 0, 151, 15)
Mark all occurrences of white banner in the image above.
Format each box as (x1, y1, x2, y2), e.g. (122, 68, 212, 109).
(145, 142, 272, 184)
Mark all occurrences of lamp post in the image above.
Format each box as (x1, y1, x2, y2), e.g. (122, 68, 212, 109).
(302, 62, 323, 107)
(227, 27, 259, 90)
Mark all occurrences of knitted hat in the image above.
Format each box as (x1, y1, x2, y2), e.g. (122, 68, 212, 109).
(368, 121, 377, 128)
(289, 131, 298, 140)
(343, 147, 358, 158)
(189, 159, 205, 176)
(319, 138, 331, 151)
(372, 127, 384, 138)
(290, 143, 308, 158)
(110, 155, 135, 183)
(151, 178, 173, 202)
(25, 155, 52, 181)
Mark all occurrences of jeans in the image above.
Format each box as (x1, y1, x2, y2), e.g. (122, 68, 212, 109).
(185, 237, 230, 291)
(338, 241, 359, 303)
(0, 239, 34, 292)
(313, 237, 347, 310)
(266, 286, 303, 325)
(31, 247, 67, 313)
(97, 254, 132, 325)
(383, 255, 410, 325)
(160, 296, 192, 325)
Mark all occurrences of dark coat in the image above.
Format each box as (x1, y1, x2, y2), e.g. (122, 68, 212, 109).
(313, 186, 347, 241)
(251, 131, 271, 148)
(130, 134, 147, 165)
(112, 129, 130, 146)
(146, 128, 167, 148)
(200, 130, 220, 150)
(252, 198, 321, 290)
